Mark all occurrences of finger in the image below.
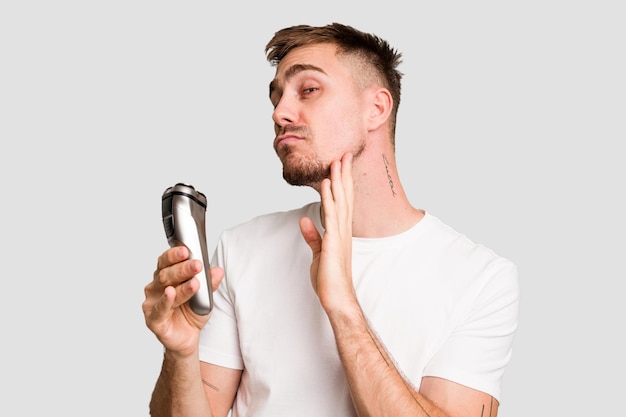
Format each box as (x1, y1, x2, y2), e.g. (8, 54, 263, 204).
(329, 158, 345, 205)
(154, 268, 199, 310)
(328, 155, 353, 229)
(299, 216, 322, 254)
(319, 177, 337, 231)
(156, 246, 190, 271)
(155, 257, 200, 287)
(158, 284, 178, 315)
(143, 282, 177, 330)
(341, 153, 354, 210)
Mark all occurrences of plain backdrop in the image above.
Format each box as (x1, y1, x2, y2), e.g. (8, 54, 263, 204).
(1, 1, 624, 415)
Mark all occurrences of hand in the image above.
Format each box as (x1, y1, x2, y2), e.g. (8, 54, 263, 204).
(300, 153, 357, 312)
(142, 246, 224, 358)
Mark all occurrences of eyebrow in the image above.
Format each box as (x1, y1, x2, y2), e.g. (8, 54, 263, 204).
(269, 63, 327, 97)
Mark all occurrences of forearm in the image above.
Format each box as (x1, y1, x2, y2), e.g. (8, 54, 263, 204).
(150, 349, 212, 417)
(328, 304, 447, 417)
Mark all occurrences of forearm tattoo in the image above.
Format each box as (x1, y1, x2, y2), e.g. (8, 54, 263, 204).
(202, 379, 220, 392)
(366, 326, 431, 417)
(382, 154, 397, 197)
(480, 398, 494, 417)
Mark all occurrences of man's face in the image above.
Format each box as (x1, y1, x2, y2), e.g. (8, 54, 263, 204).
(269, 43, 368, 188)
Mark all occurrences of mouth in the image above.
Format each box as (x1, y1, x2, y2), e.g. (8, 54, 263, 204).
(274, 134, 303, 149)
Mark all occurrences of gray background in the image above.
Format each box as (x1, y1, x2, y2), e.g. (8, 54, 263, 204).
(1, 1, 624, 415)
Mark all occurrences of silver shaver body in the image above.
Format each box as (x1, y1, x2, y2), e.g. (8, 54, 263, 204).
(161, 183, 213, 315)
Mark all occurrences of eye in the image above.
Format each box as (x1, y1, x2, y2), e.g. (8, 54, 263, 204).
(302, 87, 318, 96)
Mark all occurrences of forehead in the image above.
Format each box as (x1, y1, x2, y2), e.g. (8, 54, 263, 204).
(271, 43, 351, 87)
(276, 43, 339, 71)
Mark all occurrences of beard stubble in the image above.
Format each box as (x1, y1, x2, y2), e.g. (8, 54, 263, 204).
(277, 139, 366, 187)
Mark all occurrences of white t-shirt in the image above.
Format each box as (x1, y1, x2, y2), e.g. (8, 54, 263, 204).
(200, 202, 519, 416)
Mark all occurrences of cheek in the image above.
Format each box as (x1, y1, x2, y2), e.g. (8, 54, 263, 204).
(319, 103, 361, 133)
(309, 97, 364, 152)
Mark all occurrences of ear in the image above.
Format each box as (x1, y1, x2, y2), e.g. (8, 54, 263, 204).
(366, 88, 393, 132)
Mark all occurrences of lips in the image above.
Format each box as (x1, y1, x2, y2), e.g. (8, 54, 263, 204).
(274, 134, 302, 149)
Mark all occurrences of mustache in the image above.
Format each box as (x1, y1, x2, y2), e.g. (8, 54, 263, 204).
(276, 125, 312, 138)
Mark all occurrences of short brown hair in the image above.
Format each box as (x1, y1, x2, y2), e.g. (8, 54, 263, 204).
(266, 23, 403, 139)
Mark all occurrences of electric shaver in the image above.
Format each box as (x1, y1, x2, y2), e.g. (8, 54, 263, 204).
(161, 183, 213, 315)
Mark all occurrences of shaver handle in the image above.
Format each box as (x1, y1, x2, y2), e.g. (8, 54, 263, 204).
(161, 184, 213, 315)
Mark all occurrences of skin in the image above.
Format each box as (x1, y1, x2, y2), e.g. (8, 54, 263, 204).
(143, 43, 499, 417)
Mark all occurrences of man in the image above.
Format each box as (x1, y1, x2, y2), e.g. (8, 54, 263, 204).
(143, 23, 519, 417)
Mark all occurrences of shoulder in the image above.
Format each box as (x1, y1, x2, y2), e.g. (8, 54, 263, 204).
(216, 201, 320, 249)
(421, 213, 518, 293)
(423, 213, 515, 264)
(228, 202, 318, 233)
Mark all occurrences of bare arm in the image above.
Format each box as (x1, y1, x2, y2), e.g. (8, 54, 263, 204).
(150, 350, 212, 417)
(200, 362, 243, 417)
(150, 354, 242, 417)
(300, 154, 498, 417)
(143, 246, 240, 417)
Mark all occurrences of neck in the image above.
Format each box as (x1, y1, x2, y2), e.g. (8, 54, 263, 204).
(351, 161, 424, 238)
(320, 148, 424, 238)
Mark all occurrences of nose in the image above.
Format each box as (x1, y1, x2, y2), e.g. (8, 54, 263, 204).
(272, 96, 297, 128)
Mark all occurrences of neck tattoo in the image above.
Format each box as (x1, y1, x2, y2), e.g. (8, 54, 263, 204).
(382, 154, 397, 197)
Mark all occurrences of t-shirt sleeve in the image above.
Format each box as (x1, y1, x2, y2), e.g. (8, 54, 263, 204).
(423, 257, 520, 401)
(198, 236, 244, 370)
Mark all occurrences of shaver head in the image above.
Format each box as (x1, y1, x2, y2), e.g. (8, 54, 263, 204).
(162, 183, 207, 245)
